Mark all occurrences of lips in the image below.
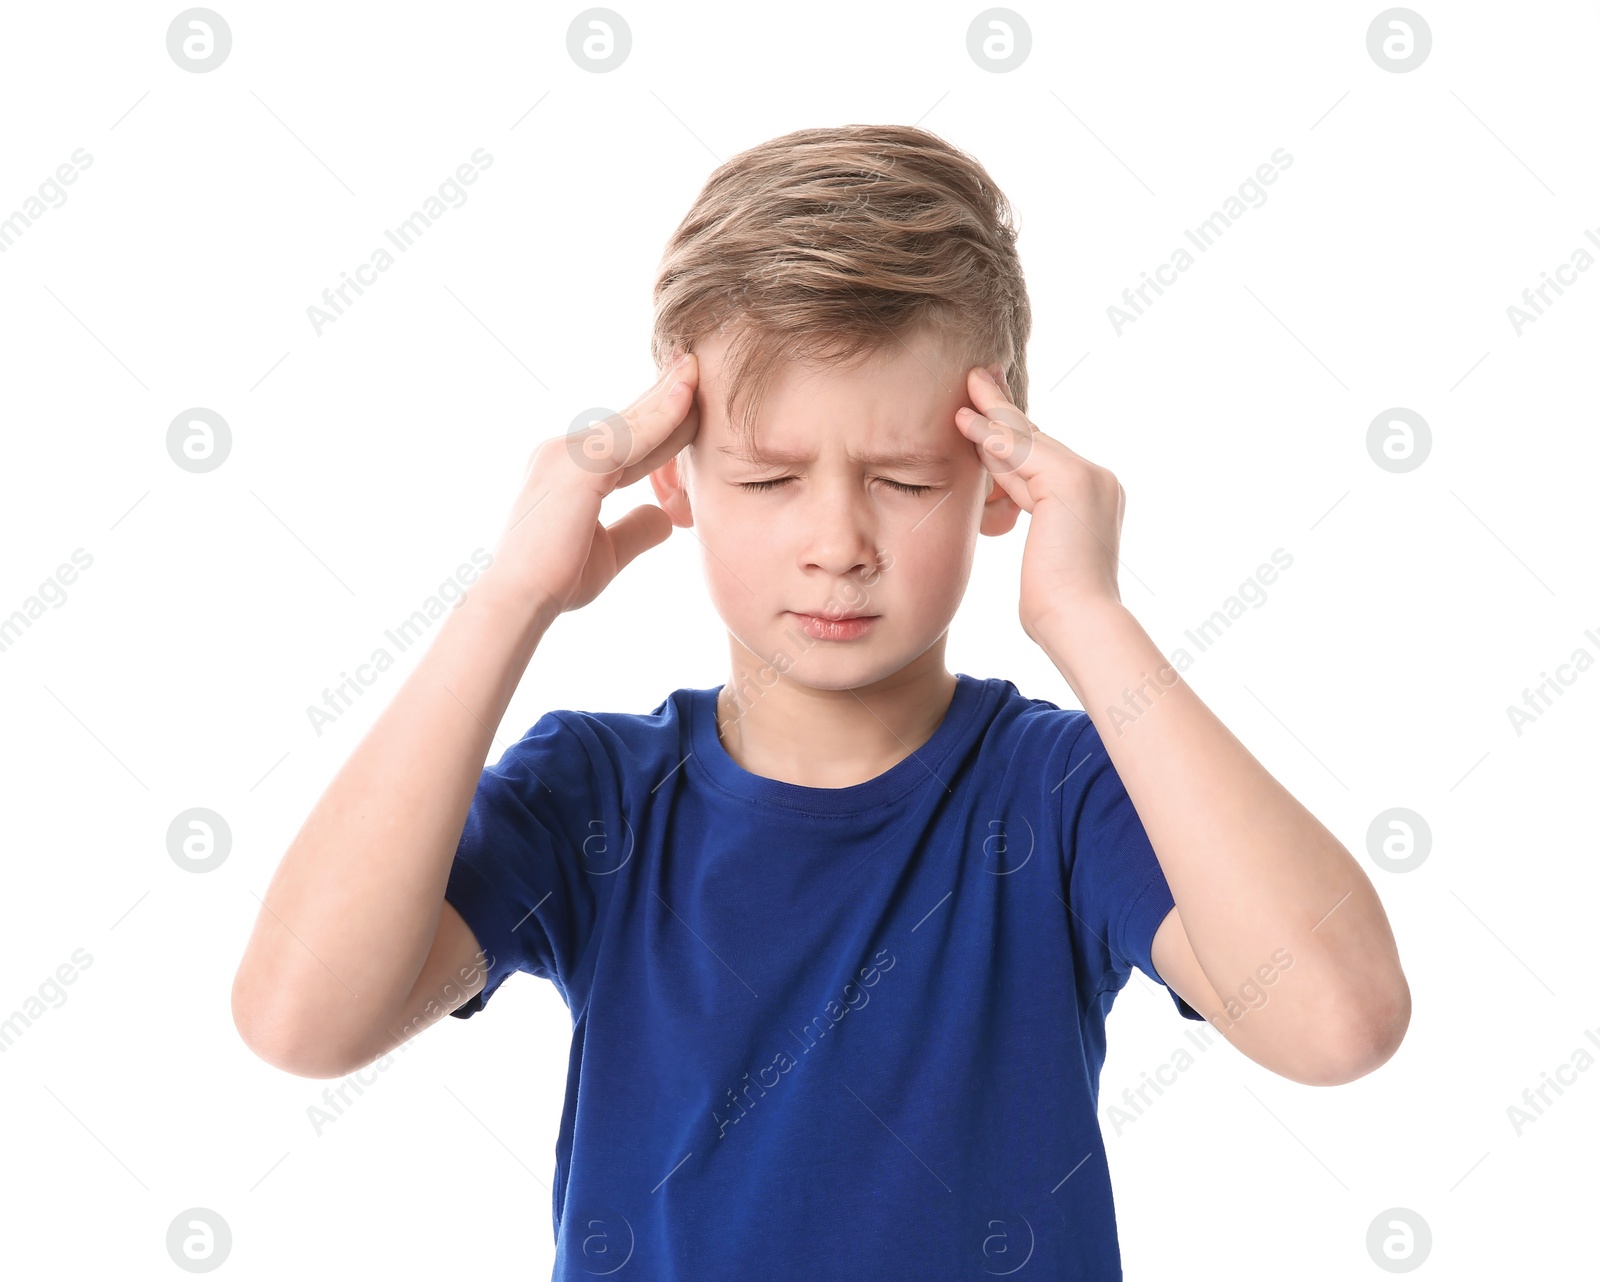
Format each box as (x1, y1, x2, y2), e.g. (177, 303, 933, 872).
(790, 611, 880, 642)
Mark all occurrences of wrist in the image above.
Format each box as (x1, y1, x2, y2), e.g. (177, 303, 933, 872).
(466, 566, 563, 642)
(1028, 598, 1137, 695)
(1026, 596, 1128, 651)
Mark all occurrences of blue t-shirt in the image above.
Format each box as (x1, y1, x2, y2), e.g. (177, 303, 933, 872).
(445, 672, 1202, 1280)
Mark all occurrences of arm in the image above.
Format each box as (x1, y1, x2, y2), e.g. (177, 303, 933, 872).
(230, 579, 558, 1078)
(953, 364, 1409, 1087)
(231, 350, 704, 1080)
(1040, 602, 1410, 1087)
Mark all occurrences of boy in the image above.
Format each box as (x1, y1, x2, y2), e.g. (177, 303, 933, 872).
(232, 125, 1409, 1279)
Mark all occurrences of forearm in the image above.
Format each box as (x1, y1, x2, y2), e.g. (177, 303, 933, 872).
(1035, 601, 1408, 1058)
(232, 567, 558, 1070)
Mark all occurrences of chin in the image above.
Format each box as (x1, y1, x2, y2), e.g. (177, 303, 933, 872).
(775, 644, 929, 695)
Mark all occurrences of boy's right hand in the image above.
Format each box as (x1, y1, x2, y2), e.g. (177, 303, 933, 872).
(488, 350, 701, 617)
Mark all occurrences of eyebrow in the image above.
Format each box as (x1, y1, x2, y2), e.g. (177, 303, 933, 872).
(715, 442, 952, 468)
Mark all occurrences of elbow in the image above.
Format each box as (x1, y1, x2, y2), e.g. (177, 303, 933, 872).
(232, 968, 358, 1081)
(1318, 978, 1412, 1086)
(234, 1012, 358, 1080)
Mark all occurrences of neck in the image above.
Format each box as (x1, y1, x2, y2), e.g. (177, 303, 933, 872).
(715, 637, 958, 788)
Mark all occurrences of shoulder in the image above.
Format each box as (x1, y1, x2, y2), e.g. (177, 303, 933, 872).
(554, 685, 699, 747)
(500, 687, 705, 786)
(966, 675, 1096, 763)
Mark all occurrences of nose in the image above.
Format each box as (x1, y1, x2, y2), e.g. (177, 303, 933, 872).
(798, 475, 883, 581)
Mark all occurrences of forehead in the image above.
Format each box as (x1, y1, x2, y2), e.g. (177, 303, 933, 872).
(696, 326, 965, 463)
(714, 438, 953, 468)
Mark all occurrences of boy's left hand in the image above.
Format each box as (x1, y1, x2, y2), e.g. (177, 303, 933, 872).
(955, 366, 1126, 643)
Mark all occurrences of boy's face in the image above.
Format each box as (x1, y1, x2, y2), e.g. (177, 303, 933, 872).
(649, 324, 1022, 690)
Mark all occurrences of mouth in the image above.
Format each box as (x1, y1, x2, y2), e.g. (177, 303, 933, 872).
(789, 611, 880, 641)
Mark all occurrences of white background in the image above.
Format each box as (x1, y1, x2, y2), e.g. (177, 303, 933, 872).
(1, 1, 1595, 1277)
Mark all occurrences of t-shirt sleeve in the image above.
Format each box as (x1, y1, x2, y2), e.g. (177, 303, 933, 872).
(1060, 716, 1205, 1022)
(444, 710, 603, 1018)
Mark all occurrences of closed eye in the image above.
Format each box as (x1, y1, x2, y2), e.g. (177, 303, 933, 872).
(738, 477, 933, 496)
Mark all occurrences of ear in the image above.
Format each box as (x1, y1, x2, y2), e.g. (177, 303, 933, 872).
(650, 448, 695, 528)
(978, 469, 1022, 536)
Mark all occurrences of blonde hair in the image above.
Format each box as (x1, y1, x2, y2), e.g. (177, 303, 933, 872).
(651, 124, 1031, 444)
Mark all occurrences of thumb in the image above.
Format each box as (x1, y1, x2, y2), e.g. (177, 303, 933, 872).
(605, 504, 674, 572)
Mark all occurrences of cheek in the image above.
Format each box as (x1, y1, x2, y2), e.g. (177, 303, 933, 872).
(697, 498, 772, 563)
(692, 487, 980, 606)
(851, 503, 967, 606)
(693, 500, 774, 611)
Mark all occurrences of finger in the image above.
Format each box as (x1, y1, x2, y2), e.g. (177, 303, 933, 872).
(953, 408, 1030, 512)
(628, 348, 692, 411)
(566, 354, 699, 483)
(629, 352, 698, 440)
(965, 366, 1093, 467)
(954, 389, 1037, 478)
(966, 365, 1024, 422)
(963, 368, 1036, 442)
(615, 373, 701, 488)
(604, 503, 674, 571)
